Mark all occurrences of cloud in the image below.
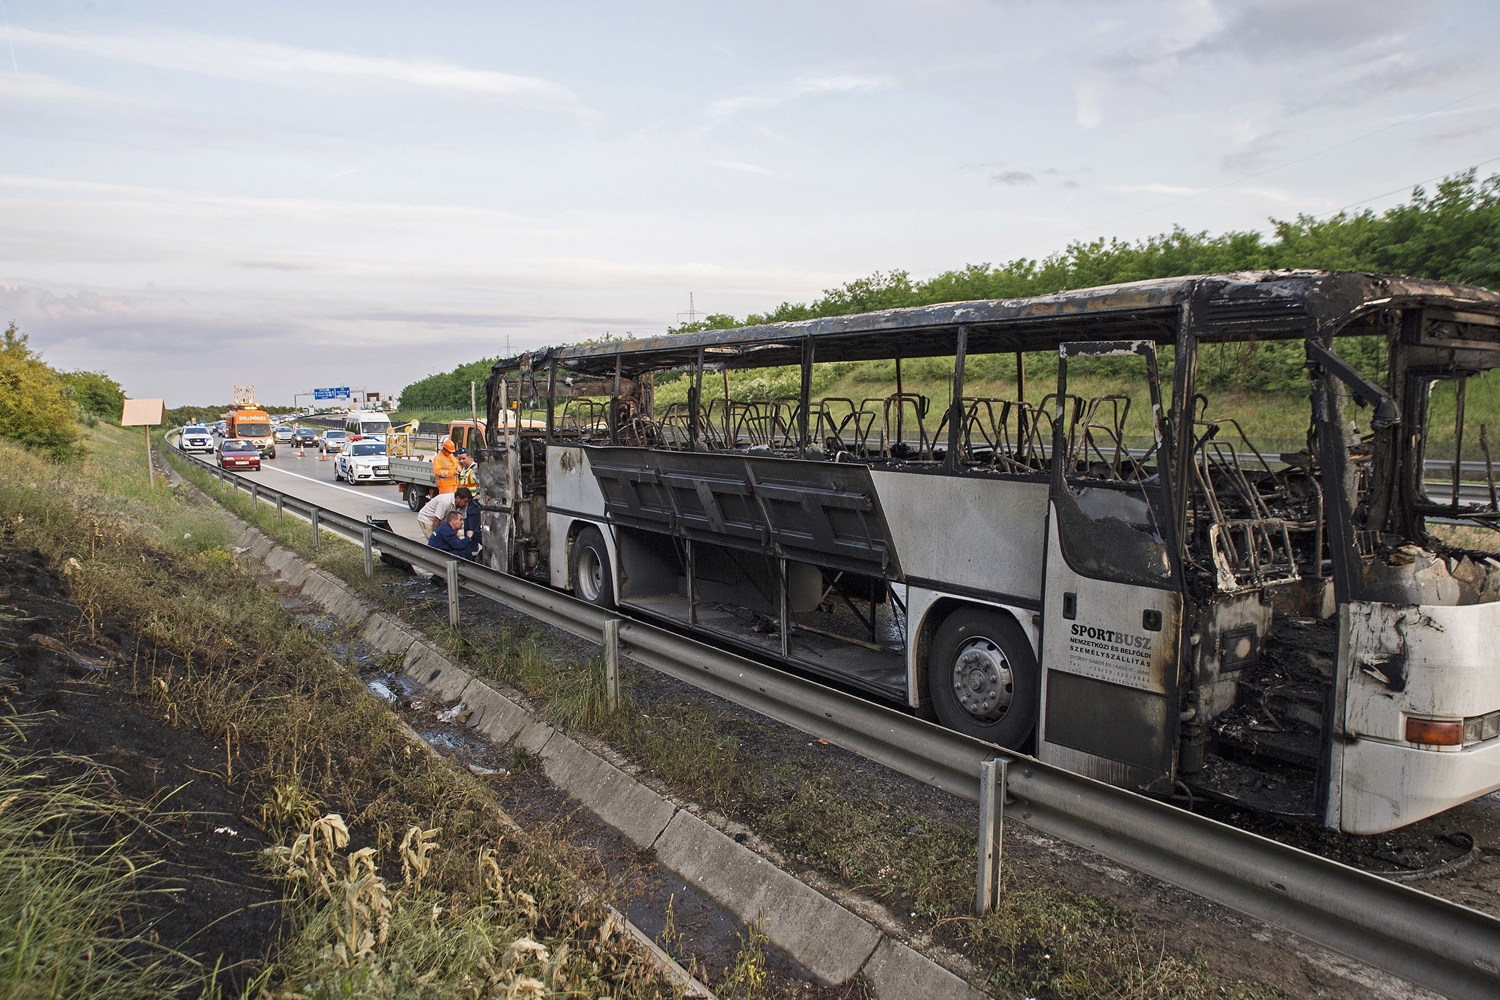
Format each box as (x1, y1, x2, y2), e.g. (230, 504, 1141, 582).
(1186, 0, 1418, 61)
(707, 71, 894, 123)
(709, 160, 773, 176)
(321, 167, 363, 184)
(1074, 81, 1101, 128)
(791, 74, 894, 95)
(8, 26, 582, 109)
(0, 68, 153, 108)
(1112, 183, 1199, 196)
(993, 171, 1037, 185)
(706, 95, 779, 122)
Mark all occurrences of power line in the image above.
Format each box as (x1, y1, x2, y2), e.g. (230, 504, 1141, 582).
(1011, 80, 1500, 254)
(1309, 151, 1500, 220)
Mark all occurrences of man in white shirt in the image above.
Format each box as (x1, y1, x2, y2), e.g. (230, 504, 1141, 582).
(417, 487, 471, 537)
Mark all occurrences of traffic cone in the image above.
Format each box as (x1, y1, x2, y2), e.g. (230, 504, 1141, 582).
(298, 446, 306, 458)
(320, 450, 328, 462)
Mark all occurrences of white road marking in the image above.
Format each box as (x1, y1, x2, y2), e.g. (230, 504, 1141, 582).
(260, 463, 409, 507)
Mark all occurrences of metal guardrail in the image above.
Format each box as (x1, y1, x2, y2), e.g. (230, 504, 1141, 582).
(165, 439, 1500, 999)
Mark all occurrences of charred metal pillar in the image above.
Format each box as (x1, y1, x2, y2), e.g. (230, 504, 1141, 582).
(1452, 375, 1468, 510)
(545, 360, 557, 444)
(1313, 362, 1358, 604)
(947, 325, 968, 472)
(609, 354, 622, 445)
(1170, 314, 1199, 554)
(1015, 351, 1027, 446)
(894, 355, 904, 451)
(689, 347, 703, 450)
(799, 337, 815, 458)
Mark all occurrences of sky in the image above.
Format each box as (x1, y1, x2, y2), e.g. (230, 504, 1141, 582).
(3, 1, 1500, 406)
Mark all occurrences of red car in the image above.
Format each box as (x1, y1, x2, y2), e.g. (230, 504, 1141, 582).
(217, 439, 261, 471)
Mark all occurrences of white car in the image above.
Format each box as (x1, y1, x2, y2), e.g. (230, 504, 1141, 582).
(317, 429, 348, 454)
(180, 425, 215, 453)
(335, 441, 390, 484)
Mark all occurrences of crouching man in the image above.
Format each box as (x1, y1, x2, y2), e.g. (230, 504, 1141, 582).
(426, 507, 477, 560)
(417, 487, 472, 538)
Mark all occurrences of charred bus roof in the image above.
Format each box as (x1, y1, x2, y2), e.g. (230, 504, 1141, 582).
(495, 271, 1500, 379)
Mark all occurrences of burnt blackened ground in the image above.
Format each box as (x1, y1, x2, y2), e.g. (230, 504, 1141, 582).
(0, 545, 283, 991)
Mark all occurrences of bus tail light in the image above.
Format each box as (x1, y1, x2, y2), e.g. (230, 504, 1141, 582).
(1405, 718, 1463, 746)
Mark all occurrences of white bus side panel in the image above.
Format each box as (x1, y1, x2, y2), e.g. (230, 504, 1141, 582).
(546, 446, 610, 590)
(870, 472, 1049, 601)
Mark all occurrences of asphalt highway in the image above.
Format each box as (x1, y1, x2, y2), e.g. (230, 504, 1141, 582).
(175, 434, 428, 544)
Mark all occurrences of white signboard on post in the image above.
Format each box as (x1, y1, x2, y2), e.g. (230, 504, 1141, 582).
(121, 398, 166, 487)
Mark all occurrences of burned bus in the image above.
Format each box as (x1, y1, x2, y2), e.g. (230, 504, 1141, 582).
(474, 271, 1500, 834)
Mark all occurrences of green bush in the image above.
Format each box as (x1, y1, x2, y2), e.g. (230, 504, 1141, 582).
(0, 323, 81, 458)
(60, 369, 126, 420)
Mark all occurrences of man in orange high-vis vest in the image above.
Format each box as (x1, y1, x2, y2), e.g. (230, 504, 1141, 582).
(433, 439, 461, 495)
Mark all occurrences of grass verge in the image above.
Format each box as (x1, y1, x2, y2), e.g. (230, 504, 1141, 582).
(2, 425, 670, 998)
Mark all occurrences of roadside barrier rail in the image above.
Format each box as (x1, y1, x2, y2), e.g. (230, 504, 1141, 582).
(167, 438, 1500, 1000)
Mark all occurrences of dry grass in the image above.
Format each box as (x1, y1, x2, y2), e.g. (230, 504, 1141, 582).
(0, 427, 672, 998)
(0, 733, 195, 1000)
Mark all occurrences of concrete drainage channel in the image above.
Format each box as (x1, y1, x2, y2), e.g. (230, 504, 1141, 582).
(235, 523, 983, 1000)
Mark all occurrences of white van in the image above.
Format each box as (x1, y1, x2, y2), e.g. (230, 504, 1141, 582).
(344, 410, 393, 443)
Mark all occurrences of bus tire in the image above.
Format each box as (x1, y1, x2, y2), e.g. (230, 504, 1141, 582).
(928, 606, 1037, 749)
(571, 526, 614, 609)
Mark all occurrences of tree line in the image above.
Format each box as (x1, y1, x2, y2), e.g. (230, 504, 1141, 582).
(399, 167, 1500, 408)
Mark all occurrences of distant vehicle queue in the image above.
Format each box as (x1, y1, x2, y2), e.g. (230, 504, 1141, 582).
(185, 406, 489, 563)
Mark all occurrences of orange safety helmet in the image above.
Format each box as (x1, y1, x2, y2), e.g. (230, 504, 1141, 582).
(441, 439, 457, 453)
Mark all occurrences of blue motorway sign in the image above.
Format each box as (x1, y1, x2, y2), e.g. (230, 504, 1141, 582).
(313, 386, 351, 401)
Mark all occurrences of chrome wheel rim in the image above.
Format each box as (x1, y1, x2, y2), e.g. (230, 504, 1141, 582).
(577, 545, 604, 601)
(951, 636, 1013, 721)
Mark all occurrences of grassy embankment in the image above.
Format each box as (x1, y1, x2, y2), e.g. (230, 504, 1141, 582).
(168, 432, 1284, 998)
(1, 424, 671, 998)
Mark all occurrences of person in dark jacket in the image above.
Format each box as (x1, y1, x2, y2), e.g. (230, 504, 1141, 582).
(426, 508, 476, 559)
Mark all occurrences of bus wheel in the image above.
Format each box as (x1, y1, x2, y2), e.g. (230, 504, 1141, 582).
(405, 486, 424, 512)
(571, 526, 614, 609)
(929, 607, 1037, 749)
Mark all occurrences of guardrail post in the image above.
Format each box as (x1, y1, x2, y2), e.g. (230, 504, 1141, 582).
(250, 483, 258, 513)
(311, 509, 320, 550)
(446, 560, 460, 626)
(976, 758, 1007, 916)
(275, 494, 283, 524)
(604, 618, 621, 712)
(362, 526, 374, 577)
